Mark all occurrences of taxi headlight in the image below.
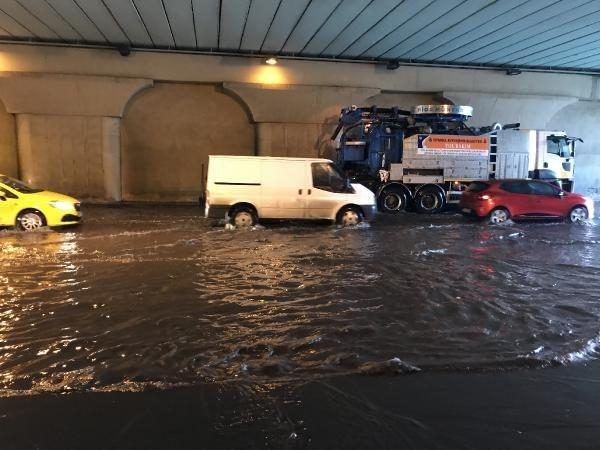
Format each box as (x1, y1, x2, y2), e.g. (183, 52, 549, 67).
(49, 200, 74, 211)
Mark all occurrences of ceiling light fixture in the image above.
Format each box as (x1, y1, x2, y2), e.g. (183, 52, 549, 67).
(264, 56, 278, 65)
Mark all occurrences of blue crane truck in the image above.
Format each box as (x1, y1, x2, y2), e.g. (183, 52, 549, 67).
(331, 104, 577, 214)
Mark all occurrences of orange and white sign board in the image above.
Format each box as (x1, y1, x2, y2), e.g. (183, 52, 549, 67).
(417, 134, 490, 156)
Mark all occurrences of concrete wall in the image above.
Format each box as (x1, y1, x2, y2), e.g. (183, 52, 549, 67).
(17, 114, 119, 199)
(121, 83, 255, 202)
(0, 44, 597, 201)
(0, 99, 17, 177)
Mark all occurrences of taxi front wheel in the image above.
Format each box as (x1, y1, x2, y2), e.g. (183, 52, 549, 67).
(17, 211, 45, 231)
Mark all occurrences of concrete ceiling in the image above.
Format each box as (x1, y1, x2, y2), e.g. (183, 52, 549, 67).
(1, 0, 600, 72)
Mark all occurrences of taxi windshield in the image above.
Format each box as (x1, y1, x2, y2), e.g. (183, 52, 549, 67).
(0, 175, 43, 193)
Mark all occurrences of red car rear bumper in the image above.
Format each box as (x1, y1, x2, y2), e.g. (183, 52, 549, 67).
(459, 199, 494, 218)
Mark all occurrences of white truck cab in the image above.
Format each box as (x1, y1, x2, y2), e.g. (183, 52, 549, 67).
(204, 155, 376, 227)
(494, 129, 578, 191)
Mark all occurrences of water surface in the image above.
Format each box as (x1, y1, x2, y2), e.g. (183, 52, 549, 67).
(1, 206, 599, 395)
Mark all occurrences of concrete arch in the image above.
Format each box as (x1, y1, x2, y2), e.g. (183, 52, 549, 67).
(363, 92, 441, 109)
(0, 98, 17, 177)
(121, 82, 256, 201)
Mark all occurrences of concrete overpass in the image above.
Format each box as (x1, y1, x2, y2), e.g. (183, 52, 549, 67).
(0, 0, 598, 200)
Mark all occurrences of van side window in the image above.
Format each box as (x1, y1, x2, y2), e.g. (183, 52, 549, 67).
(311, 163, 349, 193)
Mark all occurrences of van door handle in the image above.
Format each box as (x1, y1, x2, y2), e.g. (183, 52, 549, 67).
(298, 189, 302, 195)
(308, 189, 311, 195)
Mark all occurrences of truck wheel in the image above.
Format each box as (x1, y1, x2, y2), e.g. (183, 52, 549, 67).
(415, 188, 445, 214)
(229, 206, 258, 228)
(336, 206, 363, 227)
(378, 188, 407, 213)
(567, 206, 588, 223)
(17, 210, 45, 231)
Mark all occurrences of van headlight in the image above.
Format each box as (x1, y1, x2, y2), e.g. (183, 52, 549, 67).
(49, 200, 74, 211)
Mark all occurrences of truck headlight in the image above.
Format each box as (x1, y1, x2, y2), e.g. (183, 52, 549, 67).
(49, 200, 74, 211)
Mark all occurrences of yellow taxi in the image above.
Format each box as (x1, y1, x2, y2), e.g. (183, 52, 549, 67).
(0, 174, 82, 231)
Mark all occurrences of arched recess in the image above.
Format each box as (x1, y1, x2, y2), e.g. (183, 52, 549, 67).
(121, 83, 255, 202)
(0, 98, 17, 177)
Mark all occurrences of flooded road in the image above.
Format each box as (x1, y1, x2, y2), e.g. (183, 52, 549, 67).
(1, 206, 599, 395)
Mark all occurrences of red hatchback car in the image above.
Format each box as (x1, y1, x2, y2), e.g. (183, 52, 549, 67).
(460, 179, 594, 224)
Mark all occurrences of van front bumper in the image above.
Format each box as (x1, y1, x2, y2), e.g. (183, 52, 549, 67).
(361, 204, 377, 221)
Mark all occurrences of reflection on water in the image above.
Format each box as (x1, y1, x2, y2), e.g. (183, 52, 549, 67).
(1, 207, 599, 395)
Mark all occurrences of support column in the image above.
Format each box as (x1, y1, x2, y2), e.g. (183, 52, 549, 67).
(102, 117, 121, 201)
(0, 100, 17, 177)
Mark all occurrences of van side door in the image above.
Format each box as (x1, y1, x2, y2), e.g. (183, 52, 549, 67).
(306, 162, 351, 220)
(260, 159, 307, 219)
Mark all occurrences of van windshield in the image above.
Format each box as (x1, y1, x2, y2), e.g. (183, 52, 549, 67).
(311, 163, 351, 193)
(0, 175, 43, 194)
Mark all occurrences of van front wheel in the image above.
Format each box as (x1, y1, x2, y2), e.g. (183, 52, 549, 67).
(336, 206, 363, 227)
(229, 206, 258, 228)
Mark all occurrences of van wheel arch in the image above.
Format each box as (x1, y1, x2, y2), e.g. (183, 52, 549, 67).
(336, 204, 364, 226)
(228, 203, 259, 227)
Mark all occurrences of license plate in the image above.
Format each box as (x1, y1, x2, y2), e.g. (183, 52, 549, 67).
(462, 208, 471, 213)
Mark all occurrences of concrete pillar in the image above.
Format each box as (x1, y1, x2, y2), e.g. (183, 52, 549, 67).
(102, 118, 121, 201)
(0, 100, 17, 177)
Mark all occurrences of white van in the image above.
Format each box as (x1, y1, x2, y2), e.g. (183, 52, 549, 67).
(204, 155, 376, 227)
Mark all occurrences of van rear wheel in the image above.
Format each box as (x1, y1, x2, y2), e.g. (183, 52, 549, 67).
(336, 206, 363, 227)
(229, 206, 258, 228)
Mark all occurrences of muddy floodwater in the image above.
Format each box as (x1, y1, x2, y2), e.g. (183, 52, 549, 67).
(1, 206, 599, 395)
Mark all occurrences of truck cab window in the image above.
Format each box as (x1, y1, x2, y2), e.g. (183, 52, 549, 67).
(312, 163, 351, 193)
(546, 137, 571, 158)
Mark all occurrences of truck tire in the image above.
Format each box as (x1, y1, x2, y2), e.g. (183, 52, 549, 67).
(229, 205, 258, 228)
(415, 187, 445, 214)
(378, 187, 408, 213)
